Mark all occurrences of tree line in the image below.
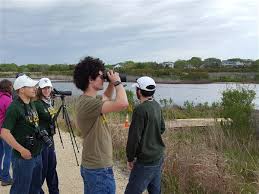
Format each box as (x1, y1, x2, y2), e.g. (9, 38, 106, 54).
(1, 57, 259, 81)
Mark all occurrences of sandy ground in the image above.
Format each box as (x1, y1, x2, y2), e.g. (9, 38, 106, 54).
(0, 131, 129, 194)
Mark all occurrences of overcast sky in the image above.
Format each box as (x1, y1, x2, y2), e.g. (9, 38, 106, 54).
(0, 0, 258, 65)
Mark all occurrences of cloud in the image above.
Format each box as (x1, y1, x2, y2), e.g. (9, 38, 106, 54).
(0, 0, 258, 64)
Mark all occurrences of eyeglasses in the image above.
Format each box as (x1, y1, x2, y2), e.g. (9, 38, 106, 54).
(98, 74, 105, 80)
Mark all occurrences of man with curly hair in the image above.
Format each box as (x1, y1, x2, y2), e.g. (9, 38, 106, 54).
(73, 56, 128, 194)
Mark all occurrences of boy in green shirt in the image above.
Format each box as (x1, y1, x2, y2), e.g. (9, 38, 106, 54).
(1, 75, 43, 194)
(125, 76, 166, 194)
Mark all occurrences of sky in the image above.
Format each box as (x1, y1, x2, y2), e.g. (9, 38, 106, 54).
(0, 0, 258, 65)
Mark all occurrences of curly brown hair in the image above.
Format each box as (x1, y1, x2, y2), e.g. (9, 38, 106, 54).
(73, 56, 105, 91)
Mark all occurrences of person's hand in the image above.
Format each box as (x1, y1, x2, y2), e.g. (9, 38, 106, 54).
(127, 161, 134, 171)
(107, 70, 121, 84)
(20, 148, 32, 159)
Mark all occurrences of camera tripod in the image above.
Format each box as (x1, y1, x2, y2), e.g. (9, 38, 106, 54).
(52, 95, 80, 166)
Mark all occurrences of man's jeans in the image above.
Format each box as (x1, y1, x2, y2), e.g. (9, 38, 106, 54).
(40, 144, 59, 194)
(10, 154, 42, 194)
(80, 166, 116, 194)
(125, 157, 164, 194)
(0, 139, 12, 182)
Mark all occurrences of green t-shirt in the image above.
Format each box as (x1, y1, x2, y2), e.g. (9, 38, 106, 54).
(76, 95, 113, 169)
(34, 100, 55, 136)
(2, 99, 43, 158)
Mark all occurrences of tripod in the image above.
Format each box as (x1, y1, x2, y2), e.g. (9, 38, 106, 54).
(52, 95, 80, 166)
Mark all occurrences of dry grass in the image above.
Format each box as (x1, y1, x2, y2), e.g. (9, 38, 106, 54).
(56, 97, 259, 193)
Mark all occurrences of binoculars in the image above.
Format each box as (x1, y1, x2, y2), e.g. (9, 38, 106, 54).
(103, 71, 127, 82)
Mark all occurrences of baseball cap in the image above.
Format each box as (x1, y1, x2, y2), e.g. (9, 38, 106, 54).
(132, 76, 156, 91)
(16, 72, 26, 78)
(13, 75, 38, 90)
(38, 78, 53, 88)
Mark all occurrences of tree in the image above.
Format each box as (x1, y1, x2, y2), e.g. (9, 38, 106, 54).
(189, 57, 203, 68)
(174, 60, 188, 69)
(203, 58, 221, 68)
(0, 63, 18, 71)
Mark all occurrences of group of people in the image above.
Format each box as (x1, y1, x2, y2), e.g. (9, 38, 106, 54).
(0, 55, 166, 194)
(73, 56, 166, 194)
(0, 75, 59, 194)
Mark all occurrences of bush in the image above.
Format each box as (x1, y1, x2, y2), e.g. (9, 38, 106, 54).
(221, 87, 256, 138)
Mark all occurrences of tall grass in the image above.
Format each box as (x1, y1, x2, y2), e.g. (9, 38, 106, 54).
(55, 87, 259, 193)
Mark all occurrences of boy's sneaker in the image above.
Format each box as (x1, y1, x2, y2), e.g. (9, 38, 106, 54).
(1, 179, 13, 186)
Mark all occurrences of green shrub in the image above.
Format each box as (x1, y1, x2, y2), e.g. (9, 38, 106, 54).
(221, 88, 256, 138)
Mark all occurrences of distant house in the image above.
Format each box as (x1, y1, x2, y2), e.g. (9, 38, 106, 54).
(222, 60, 244, 67)
(243, 59, 253, 66)
(160, 61, 174, 68)
(112, 63, 124, 69)
(186, 64, 195, 69)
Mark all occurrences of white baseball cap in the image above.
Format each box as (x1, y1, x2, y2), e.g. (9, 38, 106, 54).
(132, 76, 156, 91)
(13, 75, 38, 90)
(38, 78, 53, 88)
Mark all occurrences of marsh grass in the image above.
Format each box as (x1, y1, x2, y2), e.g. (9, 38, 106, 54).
(55, 95, 259, 193)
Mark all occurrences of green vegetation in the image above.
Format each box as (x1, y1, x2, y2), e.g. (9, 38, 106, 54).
(1, 58, 259, 83)
(221, 88, 256, 138)
(54, 87, 259, 193)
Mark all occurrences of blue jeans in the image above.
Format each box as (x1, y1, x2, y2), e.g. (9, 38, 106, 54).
(80, 166, 116, 194)
(125, 157, 164, 194)
(0, 138, 12, 182)
(10, 154, 42, 194)
(40, 144, 59, 194)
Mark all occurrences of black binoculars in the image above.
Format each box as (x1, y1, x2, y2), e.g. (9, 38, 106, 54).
(103, 71, 127, 82)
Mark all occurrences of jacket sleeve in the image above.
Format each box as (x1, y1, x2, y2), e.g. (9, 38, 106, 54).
(160, 110, 166, 134)
(126, 109, 145, 162)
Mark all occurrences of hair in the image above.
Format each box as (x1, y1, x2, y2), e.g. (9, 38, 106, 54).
(0, 79, 13, 95)
(137, 88, 155, 97)
(36, 87, 44, 99)
(35, 87, 53, 100)
(73, 56, 105, 91)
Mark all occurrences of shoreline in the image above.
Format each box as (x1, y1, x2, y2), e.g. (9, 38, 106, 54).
(0, 74, 258, 84)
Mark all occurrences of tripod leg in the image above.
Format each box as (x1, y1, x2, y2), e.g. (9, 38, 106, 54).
(63, 107, 80, 166)
(64, 108, 80, 153)
(55, 121, 64, 149)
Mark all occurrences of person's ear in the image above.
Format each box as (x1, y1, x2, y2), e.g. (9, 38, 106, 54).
(19, 88, 25, 94)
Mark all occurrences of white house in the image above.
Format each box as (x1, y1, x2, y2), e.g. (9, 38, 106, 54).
(160, 61, 174, 68)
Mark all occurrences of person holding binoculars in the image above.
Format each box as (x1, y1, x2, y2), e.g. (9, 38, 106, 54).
(0, 75, 43, 194)
(73, 56, 129, 194)
(34, 78, 59, 194)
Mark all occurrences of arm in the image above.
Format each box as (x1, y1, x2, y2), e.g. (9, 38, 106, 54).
(126, 109, 144, 163)
(103, 82, 114, 101)
(161, 111, 166, 134)
(101, 71, 128, 113)
(0, 95, 12, 125)
(1, 128, 32, 159)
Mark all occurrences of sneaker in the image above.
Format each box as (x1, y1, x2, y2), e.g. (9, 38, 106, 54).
(1, 179, 13, 186)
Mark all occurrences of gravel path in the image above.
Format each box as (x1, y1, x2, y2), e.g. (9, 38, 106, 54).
(0, 131, 129, 194)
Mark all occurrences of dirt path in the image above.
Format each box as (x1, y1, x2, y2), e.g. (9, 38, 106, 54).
(0, 131, 129, 194)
